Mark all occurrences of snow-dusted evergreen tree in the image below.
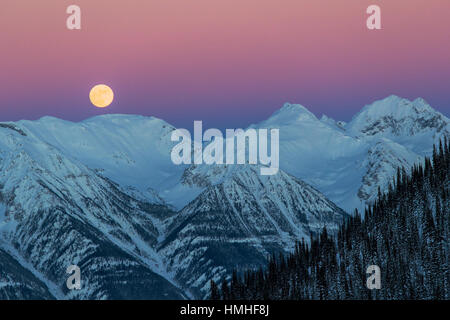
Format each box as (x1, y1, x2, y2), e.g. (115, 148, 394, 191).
(212, 139, 449, 300)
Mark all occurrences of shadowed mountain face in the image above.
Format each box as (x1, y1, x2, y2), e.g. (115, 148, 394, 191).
(8, 95, 449, 212)
(0, 248, 54, 300)
(159, 166, 347, 298)
(0, 96, 448, 299)
(0, 130, 186, 299)
(0, 114, 345, 299)
(254, 96, 449, 211)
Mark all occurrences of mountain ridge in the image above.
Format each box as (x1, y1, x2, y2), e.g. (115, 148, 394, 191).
(0, 95, 448, 299)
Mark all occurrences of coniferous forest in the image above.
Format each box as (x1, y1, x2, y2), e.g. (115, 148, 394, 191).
(211, 139, 449, 300)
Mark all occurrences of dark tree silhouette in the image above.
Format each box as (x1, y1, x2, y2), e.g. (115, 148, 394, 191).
(211, 139, 449, 300)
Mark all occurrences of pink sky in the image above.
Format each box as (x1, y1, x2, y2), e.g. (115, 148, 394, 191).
(0, 0, 449, 127)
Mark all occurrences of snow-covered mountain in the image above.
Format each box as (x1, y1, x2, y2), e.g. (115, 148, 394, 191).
(11, 95, 447, 213)
(0, 123, 186, 299)
(0, 114, 345, 299)
(320, 115, 346, 132)
(0, 95, 448, 299)
(159, 165, 346, 297)
(14, 115, 186, 205)
(0, 247, 54, 299)
(253, 96, 449, 211)
(346, 96, 448, 143)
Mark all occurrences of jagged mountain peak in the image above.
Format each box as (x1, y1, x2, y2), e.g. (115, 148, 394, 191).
(161, 163, 347, 298)
(12, 113, 182, 199)
(1, 96, 448, 299)
(178, 164, 347, 235)
(0, 127, 186, 299)
(353, 95, 433, 118)
(346, 95, 449, 139)
(263, 102, 318, 126)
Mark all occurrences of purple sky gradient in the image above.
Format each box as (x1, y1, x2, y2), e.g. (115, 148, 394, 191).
(0, 0, 449, 129)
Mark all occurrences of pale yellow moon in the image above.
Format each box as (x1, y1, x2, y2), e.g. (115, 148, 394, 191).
(89, 84, 114, 108)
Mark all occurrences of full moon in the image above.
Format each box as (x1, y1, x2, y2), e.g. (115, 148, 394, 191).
(89, 84, 114, 108)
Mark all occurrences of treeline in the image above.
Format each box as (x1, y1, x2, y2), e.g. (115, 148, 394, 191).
(211, 138, 449, 300)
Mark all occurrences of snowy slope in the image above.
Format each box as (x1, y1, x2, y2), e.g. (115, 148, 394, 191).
(346, 95, 450, 154)
(159, 165, 347, 298)
(251, 102, 369, 211)
(0, 247, 55, 300)
(0, 123, 185, 299)
(16, 115, 187, 207)
(0, 117, 346, 299)
(252, 97, 449, 212)
(12, 95, 448, 213)
(0, 94, 448, 299)
(320, 115, 346, 132)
